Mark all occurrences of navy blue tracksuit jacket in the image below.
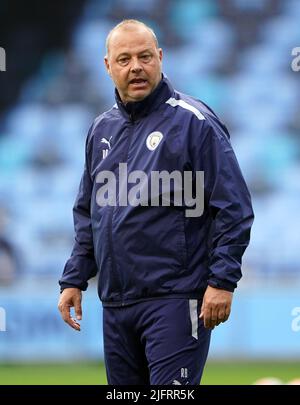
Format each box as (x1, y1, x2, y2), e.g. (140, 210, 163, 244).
(59, 75, 254, 307)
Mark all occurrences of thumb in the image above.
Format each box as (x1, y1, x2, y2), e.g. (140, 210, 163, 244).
(74, 297, 82, 321)
(199, 301, 205, 319)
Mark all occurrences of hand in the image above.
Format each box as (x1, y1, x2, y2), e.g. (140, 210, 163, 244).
(58, 288, 82, 331)
(199, 285, 233, 330)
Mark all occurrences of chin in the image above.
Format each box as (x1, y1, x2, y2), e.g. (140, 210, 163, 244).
(130, 91, 151, 102)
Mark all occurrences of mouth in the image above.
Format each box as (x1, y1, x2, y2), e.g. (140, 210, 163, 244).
(129, 78, 148, 86)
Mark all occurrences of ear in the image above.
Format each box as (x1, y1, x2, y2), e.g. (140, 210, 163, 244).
(104, 55, 111, 76)
(158, 48, 163, 63)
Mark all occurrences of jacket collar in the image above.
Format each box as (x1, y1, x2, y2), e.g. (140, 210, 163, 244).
(115, 73, 174, 121)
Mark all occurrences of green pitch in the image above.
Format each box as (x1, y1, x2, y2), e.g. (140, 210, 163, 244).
(0, 361, 299, 385)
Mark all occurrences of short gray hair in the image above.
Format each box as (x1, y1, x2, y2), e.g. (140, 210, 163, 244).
(106, 19, 159, 54)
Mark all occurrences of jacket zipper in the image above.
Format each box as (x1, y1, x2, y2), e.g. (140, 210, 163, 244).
(107, 205, 121, 302)
(108, 115, 135, 306)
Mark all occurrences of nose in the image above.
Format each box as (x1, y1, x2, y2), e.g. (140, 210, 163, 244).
(130, 57, 142, 74)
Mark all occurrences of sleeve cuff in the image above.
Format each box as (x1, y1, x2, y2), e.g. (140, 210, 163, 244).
(208, 278, 236, 292)
(59, 282, 86, 293)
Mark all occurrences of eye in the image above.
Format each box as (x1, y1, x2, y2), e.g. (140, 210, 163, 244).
(140, 54, 152, 62)
(118, 57, 130, 66)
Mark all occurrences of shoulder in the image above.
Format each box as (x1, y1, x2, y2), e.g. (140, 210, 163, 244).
(165, 91, 213, 122)
(166, 91, 231, 142)
(91, 104, 120, 134)
(86, 103, 120, 144)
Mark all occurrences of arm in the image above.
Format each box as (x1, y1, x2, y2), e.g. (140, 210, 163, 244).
(194, 121, 254, 328)
(58, 126, 98, 329)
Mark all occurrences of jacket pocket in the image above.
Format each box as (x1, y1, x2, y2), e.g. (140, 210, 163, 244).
(113, 206, 188, 275)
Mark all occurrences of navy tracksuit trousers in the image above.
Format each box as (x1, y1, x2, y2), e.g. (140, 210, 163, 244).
(103, 298, 211, 385)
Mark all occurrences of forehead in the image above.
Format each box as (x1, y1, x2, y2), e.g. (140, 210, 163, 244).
(109, 26, 156, 56)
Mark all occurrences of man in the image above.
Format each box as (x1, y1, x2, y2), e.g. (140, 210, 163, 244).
(58, 19, 254, 385)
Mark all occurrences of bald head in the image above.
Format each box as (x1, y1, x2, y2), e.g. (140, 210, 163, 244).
(106, 19, 159, 55)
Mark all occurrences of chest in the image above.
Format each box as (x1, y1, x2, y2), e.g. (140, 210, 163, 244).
(90, 115, 189, 179)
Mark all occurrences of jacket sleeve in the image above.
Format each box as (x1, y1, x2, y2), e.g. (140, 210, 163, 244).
(59, 126, 98, 291)
(193, 119, 254, 292)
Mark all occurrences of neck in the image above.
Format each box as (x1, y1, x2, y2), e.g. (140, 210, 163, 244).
(115, 74, 173, 121)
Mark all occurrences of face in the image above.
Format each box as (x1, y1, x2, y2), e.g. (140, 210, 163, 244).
(104, 25, 163, 103)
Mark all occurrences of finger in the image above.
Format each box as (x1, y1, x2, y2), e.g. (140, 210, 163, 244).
(206, 316, 214, 330)
(65, 314, 81, 331)
(217, 307, 230, 325)
(60, 303, 71, 322)
(203, 306, 213, 329)
(61, 304, 81, 331)
(221, 305, 231, 323)
(216, 308, 225, 325)
(199, 300, 205, 319)
(210, 305, 218, 329)
(215, 317, 223, 326)
(74, 298, 82, 321)
(69, 318, 81, 331)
